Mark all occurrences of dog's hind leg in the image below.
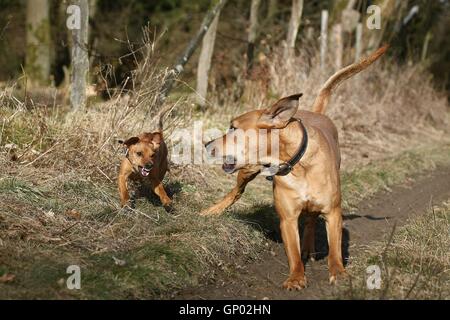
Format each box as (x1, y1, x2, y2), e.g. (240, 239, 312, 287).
(325, 206, 346, 284)
(301, 212, 317, 262)
(200, 167, 260, 216)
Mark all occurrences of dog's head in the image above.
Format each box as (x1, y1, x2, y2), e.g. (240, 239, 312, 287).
(119, 132, 163, 177)
(205, 94, 302, 174)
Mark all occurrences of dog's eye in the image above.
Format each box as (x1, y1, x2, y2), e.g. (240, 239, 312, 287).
(136, 152, 143, 157)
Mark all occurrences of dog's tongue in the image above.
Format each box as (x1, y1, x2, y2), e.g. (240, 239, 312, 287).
(141, 168, 150, 177)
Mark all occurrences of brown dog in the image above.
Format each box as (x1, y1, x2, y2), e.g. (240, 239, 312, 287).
(202, 46, 388, 290)
(118, 132, 172, 212)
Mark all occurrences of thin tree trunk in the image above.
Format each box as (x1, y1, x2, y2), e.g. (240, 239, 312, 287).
(247, 0, 261, 74)
(355, 23, 363, 62)
(267, 0, 277, 20)
(421, 31, 432, 62)
(25, 0, 51, 87)
(196, 13, 221, 108)
(70, 0, 89, 110)
(366, 0, 398, 52)
(89, 0, 97, 18)
(286, 0, 304, 53)
(320, 10, 329, 70)
(88, 0, 98, 71)
(157, 0, 228, 108)
(332, 23, 343, 70)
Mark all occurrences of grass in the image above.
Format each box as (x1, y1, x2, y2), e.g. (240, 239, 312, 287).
(0, 40, 448, 299)
(0, 167, 267, 299)
(341, 144, 450, 210)
(336, 200, 450, 300)
(1, 143, 449, 299)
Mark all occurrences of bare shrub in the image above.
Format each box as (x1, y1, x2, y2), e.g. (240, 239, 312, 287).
(270, 47, 449, 167)
(1, 27, 190, 179)
(211, 46, 450, 169)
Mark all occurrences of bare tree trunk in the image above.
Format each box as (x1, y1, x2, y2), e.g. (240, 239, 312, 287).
(366, 0, 398, 52)
(89, 0, 97, 18)
(196, 13, 221, 108)
(421, 31, 432, 62)
(267, 0, 277, 20)
(157, 0, 228, 108)
(286, 0, 304, 54)
(332, 23, 343, 69)
(247, 0, 261, 74)
(320, 10, 329, 70)
(70, 0, 89, 110)
(355, 23, 363, 62)
(25, 0, 51, 87)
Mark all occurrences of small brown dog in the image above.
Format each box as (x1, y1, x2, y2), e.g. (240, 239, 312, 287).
(203, 46, 388, 290)
(118, 132, 172, 212)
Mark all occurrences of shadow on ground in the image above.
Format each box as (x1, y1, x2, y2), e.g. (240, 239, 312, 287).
(233, 205, 350, 266)
(132, 181, 183, 207)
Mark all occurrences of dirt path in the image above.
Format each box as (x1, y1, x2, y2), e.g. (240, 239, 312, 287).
(177, 166, 450, 300)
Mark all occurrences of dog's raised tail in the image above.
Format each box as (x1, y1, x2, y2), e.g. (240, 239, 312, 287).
(312, 45, 389, 114)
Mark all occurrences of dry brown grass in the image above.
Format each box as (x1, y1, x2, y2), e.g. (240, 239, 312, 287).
(0, 39, 449, 299)
(207, 46, 449, 169)
(337, 200, 450, 300)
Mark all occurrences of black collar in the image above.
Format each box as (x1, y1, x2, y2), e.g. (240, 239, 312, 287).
(266, 118, 309, 181)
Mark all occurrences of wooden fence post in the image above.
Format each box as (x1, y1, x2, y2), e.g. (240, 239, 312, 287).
(320, 10, 329, 70)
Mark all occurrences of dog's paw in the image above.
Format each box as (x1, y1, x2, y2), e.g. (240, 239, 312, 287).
(301, 250, 316, 262)
(329, 267, 348, 285)
(283, 275, 307, 291)
(164, 204, 175, 214)
(121, 205, 134, 214)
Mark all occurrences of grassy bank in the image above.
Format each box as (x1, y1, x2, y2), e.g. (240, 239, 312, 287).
(336, 200, 450, 300)
(0, 143, 449, 299)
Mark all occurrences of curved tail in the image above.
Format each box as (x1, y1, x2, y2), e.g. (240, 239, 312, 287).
(312, 45, 389, 114)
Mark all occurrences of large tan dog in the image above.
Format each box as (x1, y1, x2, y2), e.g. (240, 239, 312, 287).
(203, 46, 388, 290)
(118, 132, 172, 212)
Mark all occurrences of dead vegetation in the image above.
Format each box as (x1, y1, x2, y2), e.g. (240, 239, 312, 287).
(208, 46, 449, 169)
(0, 40, 449, 298)
(337, 200, 450, 300)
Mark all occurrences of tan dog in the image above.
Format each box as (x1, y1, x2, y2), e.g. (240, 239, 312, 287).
(118, 132, 172, 212)
(202, 46, 388, 290)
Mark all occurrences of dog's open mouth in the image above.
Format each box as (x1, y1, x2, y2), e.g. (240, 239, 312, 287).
(140, 167, 151, 177)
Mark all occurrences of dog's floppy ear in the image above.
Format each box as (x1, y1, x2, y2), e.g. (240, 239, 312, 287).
(257, 94, 303, 129)
(120, 137, 140, 148)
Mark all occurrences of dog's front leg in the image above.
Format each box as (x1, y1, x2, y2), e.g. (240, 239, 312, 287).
(118, 159, 134, 208)
(118, 173, 131, 207)
(275, 191, 306, 290)
(200, 167, 260, 216)
(151, 180, 172, 212)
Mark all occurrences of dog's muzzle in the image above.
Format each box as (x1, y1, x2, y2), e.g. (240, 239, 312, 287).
(140, 164, 153, 177)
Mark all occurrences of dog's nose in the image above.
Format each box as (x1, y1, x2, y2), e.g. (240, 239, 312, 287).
(144, 163, 153, 170)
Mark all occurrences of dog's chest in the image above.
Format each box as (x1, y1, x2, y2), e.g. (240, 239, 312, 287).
(277, 175, 327, 212)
